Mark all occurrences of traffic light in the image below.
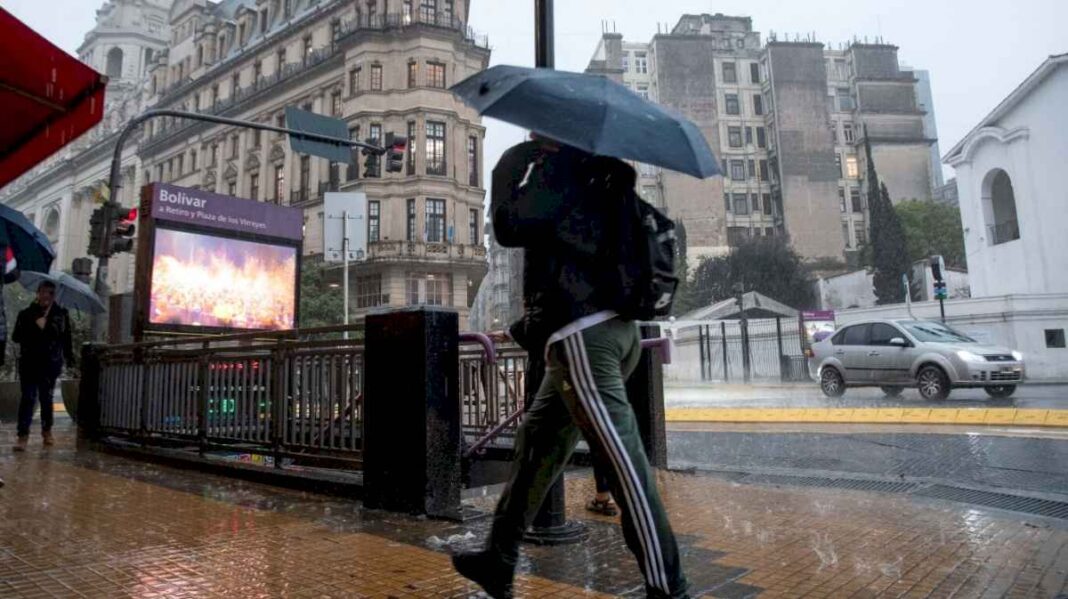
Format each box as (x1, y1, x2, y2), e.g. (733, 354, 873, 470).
(88, 206, 107, 258)
(384, 132, 408, 173)
(109, 207, 137, 255)
(929, 255, 945, 283)
(362, 137, 380, 178)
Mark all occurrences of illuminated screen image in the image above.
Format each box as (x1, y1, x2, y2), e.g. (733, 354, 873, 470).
(150, 228, 297, 330)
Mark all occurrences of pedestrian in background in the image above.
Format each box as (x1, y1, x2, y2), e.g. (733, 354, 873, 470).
(12, 281, 74, 451)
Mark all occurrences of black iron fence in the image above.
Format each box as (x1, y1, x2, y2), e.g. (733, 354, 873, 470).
(694, 317, 807, 383)
(93, 326, 365, 469)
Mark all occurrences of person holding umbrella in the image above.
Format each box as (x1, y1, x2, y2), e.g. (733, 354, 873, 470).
(11, 281, 74, 451)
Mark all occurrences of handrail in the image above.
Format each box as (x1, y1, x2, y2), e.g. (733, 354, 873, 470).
(97, 323, 366, 353)
(459, 332, 496, 365)
(464, 404, 524, 458)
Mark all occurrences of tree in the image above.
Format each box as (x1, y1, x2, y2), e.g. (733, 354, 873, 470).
(688, 236, 816, 311)
(871, 182, 911, 304)
(298, 258, 344, 329)
(670, 220, 702, 316)
(894, 200, 966, 269)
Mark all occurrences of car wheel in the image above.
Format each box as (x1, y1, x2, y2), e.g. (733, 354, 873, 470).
(820, 367, 845, 398)
(917, 366, 951, 401)
(880, 386, 904, 398)
(984, 385, 1017, 399)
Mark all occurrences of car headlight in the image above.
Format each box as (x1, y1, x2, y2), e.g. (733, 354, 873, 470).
(1012, 350, 1023, 361)
(956, 350, 985, 363)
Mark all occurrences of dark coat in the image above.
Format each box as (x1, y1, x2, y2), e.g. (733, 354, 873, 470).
(492, 141, 636, 352)
(12, 301, 74, 375)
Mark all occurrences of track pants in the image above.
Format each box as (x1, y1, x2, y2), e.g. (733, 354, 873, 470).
(488, 318, 689, 598)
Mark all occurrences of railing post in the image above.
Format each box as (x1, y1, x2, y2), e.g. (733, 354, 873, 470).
(721, 320, 729, 382)
(197, 341, 210, 455)
(363, 308, 461, 519)
(137, 347, 149, 445)
(77, 343, 102, 440)
(270, 343, 287, 469)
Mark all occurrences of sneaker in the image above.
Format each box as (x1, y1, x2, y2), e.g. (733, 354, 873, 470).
(452, 550, 514, 599)
(42, 431, 55, 447)
(13, 436, 29, 452)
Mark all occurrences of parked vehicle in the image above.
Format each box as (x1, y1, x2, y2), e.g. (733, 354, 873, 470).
(810, 319, 1025, 401)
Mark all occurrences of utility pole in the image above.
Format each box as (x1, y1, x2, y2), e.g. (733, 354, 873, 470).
(89, 109, 384, 341)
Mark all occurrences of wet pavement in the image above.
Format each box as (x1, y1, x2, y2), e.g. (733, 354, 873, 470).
(666, 383, 1068, 410)
(3, 420, 1068, 597)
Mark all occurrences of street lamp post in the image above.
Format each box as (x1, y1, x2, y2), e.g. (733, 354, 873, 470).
(90, 109, 384, 341)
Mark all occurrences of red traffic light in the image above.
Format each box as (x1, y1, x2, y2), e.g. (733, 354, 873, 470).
(125, 207, 138, 222)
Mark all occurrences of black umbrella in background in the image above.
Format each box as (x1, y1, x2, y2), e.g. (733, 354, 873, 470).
(0, 204, 55, 273)
(450, 65, 721, 179)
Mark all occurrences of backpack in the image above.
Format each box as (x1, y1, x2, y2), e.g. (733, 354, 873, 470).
(614, 191, 679, 320)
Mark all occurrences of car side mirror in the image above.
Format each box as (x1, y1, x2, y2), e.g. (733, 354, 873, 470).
(889, 337, 908, 347)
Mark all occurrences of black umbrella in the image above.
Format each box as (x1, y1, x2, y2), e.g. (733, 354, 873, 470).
(451, 65, 720, 178)
(0, 204, 55, 273)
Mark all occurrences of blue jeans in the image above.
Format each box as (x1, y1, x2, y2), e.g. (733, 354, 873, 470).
(17, 367, 60, 437)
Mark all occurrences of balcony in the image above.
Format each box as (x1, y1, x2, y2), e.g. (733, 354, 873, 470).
(367, 241, 487, 265)
(337, 11, 489, 50)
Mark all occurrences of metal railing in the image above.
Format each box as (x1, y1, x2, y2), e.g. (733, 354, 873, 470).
(95, 325, 366, 469)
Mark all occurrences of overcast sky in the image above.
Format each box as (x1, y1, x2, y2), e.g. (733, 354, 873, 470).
(7, 0, 1067, 189)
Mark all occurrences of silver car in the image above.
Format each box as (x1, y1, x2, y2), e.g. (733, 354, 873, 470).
(811, 319, 1025, 401)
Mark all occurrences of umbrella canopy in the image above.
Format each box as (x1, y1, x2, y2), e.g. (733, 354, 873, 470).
(0, 8, 108, 189)
(451, 65, 720, 179)
(19, 271, 104, 314)
(0, 204, 55, 273)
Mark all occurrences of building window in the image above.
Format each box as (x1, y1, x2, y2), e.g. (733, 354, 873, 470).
(842, 222, 851, 248)
(420, 0, 438, 22)
(850, 188, 863, 212)
(367, 123, 382, 177)
(839, 188, 846, 212)
(843, 123, 855, 144)
(260, 9, 269, 33)
(722, 61, 737, 83)
(299, 155, 310, 201)
(408, 61, 418, 87)
(727, 126, 743, 148)
(231, 73, 240, 95)
(1046, 329, 1066, 349)
(273, 165, 285, 203)
(725, 94, 740, 116)
(636, 83, 649, 100)
(209, 143, 218, 166)
(368, 200, 380, 242)
(426, 121, 446, 176)
(747, 159, 756, 180)
(837, 88, 855, 111)
(622, 52, 629, 72)
(763, 193, 772, 215)
(745, 127, 754, 145)
(750, 62, 760, 84)
(331, 90, 342, 116)
(370, 64, 382, 90)
(176, 154, 184, 175)
(402, 0, 413, 23)
(249, 172, 259, 200)
(732, 193, 749, 215)
(349, 67, 360, 94)
(634, 51, 648, 74)
(469, 208, 479, 244)
(407, 121, 417, 175)
(283, 0, 292, 16)
(426, 198, 446, 242)
(366, 0, 377, 22)
(730, 160, 746, 181)
(427, 62, 446, 88)
(190, 149, 197, 170)
(227, 181, 237, 196)
(854, 222, 867, 246)
(751, 193, 760, 213)
(986, 169, 1020, 245)
(406, 198, 417, 241)
(275, 113, 286, 138)
(211, 84, 219, 107)
(845, 155, 859, 179)
(724, 192, 731, 212)
(230, 134, 239, 158)
(835, 154, 842, 177)
(407, 272, 451, 307)
(330, 19, 341, 41)
(356, 274, 383, 308)
(753, 94, 764, 116)
(756, 126, 767, 148)
(277, 48, 286, 70)
(727, 227, 749, 246)
(759, 160, 769, 181)
(467, 136, 479, 186)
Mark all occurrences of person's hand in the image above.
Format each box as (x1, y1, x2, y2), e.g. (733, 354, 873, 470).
(35, 316, 47, 329)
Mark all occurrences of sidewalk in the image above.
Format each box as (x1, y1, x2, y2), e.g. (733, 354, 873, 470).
(3, 423, 1068, 597)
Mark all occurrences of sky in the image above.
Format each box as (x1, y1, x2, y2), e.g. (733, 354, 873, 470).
(6, 0, 1067, 190)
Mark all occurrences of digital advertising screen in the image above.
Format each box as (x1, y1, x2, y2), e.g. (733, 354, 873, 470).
(149, 227, 298, 331)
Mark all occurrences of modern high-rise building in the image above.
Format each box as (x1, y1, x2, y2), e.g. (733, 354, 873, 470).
(586, 13, 938, 264)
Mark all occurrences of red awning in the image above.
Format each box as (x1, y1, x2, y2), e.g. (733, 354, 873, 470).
(0, 8, 108, 189)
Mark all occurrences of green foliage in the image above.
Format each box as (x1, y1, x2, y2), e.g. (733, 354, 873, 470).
(871, 183, 912, 305)
(687, 236, 816, 311)
(298, 258, 344, 329)
(894, 200, 966, 269)
(670, 220, 702, 316)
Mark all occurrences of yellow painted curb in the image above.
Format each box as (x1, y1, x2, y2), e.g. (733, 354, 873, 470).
(665, 407, 1068, 427)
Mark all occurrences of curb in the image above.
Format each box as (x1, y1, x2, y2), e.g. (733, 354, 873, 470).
(665, 407, 1068, 428)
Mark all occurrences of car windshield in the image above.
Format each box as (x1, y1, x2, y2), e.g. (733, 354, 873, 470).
(899, 321, 976, 343)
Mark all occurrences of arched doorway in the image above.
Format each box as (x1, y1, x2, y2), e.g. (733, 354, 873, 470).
(106, 47, 124, 78)
(982, 169, 1020, 245)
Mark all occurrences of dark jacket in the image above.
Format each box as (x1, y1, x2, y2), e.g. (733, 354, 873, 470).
(492, 141, 635, 352)
(12, 302, 75, 373)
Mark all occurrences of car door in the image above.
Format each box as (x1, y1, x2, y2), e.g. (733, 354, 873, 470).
(833, 324, 872, 383)
(867, 323, 913, 384)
